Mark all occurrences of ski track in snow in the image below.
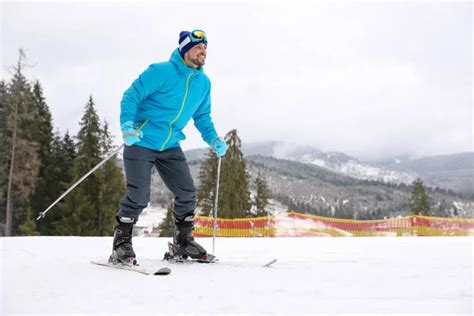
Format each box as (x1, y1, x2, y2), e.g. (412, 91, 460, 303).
(1, 237, 473, 315)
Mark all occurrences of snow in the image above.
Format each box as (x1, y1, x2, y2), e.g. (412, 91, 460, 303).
(311, 158, 327, 167)
(272, 214, 352, 237)
(1, 237, 472, 316)
(307, 157, 416, 184)
(261, 198, 288, 214)
(336, 160, 416, 184)
(135, 205, 167, 236)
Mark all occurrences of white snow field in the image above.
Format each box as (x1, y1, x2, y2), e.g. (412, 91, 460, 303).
(1, 236, 472, 316)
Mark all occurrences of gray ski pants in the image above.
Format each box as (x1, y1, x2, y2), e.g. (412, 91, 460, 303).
(117, 145, 196, 222)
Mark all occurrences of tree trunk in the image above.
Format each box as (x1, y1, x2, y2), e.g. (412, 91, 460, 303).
(5, 101, 18, 236)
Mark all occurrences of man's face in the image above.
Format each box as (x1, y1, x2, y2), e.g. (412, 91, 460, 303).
(185, 43, 207, 67)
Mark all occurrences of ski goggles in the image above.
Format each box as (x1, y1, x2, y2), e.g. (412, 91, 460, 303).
(189, 30, 207, 43)
(179, 30, 207, 51)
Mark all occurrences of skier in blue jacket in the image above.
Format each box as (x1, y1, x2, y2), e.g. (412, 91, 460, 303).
(111, 30, 227, 265)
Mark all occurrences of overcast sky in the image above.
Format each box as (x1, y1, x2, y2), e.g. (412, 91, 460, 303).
(2, 0, 472, 161)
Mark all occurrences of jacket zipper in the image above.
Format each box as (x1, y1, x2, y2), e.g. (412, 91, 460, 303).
(160, 71, 195, 151)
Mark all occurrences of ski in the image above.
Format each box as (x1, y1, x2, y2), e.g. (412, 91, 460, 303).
(91, 260, 171, 276)
(263, 258, 277, 267)
(163, 242, 276, 268)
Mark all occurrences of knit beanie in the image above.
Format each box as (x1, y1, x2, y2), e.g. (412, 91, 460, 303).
(178, 30, 208, 58)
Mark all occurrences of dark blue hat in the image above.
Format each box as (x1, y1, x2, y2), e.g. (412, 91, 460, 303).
(178, 30, 208, 58)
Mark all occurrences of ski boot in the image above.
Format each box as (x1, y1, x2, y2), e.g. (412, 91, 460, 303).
(163, 215, 215, 263)
(109, 216, 137, 266)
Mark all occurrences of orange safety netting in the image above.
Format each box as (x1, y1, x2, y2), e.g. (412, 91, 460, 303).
(194, 211, 474, 237)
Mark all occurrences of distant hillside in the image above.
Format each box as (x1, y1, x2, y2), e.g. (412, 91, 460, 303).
(149, 153, 474, 220)
(377, 152, 474, 196)
(245, 155, 473, 219)
(182, 143, 474, 196)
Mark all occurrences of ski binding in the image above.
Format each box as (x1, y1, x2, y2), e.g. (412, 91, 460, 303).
(163, 242, 217, 263)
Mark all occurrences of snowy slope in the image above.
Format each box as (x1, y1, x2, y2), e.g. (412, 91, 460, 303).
(1, 237, 472, 315)
(274, 148, 416, 184)
(135, 205, 167, 236)
(184, 143, 418, 184)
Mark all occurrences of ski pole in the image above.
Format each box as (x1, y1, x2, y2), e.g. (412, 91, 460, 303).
(212, 156, 222, 255)
(37, 120, 148, 221)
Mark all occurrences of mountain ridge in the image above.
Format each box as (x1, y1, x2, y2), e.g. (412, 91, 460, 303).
(183, 142, 473, 195)
(147, 146, 474, 219)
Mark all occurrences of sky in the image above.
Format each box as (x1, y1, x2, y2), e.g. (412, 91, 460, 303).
(1, 0, 472, 161)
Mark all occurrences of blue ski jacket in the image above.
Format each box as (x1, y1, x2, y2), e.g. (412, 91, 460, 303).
(120, 48, 218, 151)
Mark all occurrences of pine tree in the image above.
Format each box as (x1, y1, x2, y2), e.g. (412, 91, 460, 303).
(0, 80, 8, 233)
(197, 151, 219, 216)
(62, 131, 77, 167)
(30, 81, 53, 161)
(220, 130, 252, 218)
(19, 207, 39, 236)
(56, 99, 125, 236)
(27, 81, 54, 235)
(4, 50, 41, 235)
(36, 131, 76, 235)
(95, 121, 126, 236)
(254, 173, 270, 217)
(410, 178, 431, 216)
(197, 129, 251, 219)
(159, 197, 175, 237)
(59, 96, 103, 235)
(42, 132, 76, 235)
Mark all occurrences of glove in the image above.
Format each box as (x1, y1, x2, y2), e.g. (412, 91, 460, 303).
(121, 121, 143, 146)
(212, 138, 227, 157)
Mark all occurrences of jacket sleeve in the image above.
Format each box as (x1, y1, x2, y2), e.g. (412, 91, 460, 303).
(120, 64, 164, 126)
(193, 84, 218, 146)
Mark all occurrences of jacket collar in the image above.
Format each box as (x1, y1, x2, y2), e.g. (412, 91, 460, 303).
(170, 48, 204, 76)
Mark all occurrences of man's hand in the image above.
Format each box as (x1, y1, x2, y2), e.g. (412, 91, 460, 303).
(121, 121, 143, 146)
(212, 138, 227, 157)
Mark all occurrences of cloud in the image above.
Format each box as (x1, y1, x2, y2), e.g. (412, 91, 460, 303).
(2, 1, 472, 160)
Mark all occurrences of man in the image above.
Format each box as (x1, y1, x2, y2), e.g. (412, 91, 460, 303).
(111, 30, 227, 265)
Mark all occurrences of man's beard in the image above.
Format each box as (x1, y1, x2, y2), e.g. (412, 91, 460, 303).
(189, 54, 206, 66)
